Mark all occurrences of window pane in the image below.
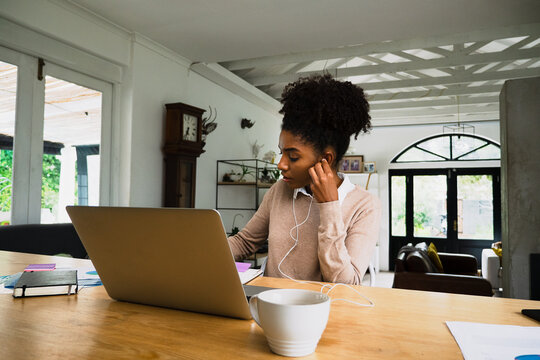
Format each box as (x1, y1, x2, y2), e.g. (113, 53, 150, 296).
(417, 136, 450, 159)
(42, 76, 102, 223)
(459, 144, 501, 160)
(393, 134, 500, 163)
(458, 175, 494, 240)
(0, 61, 17, 225)
(391, 176, 406, 236)
(413, 175, 447, 238)
(451, 135, 487, 159)
(396, 147, 445, 162)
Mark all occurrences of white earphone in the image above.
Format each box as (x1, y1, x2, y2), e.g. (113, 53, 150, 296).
(276, 191, 374, 308)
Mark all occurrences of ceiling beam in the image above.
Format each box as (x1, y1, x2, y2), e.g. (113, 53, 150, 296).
(393, 51, 425, 61)
(371, 103, 499, 119)
(189, 62, 281, 115)
(370, 95, 499, 110)
(327, 58, 354, 69)
(221, 23, 540, 70)
(460, 41, 490, 55)
(247, 47, 540, 86)
(367, 85, 502, 102)
(360, 55, 385, 64)
(371, 113, 498, 127)
(264, 73, 512, 99)
(502, 35, 535, 52)
(357, 67, 540, 91)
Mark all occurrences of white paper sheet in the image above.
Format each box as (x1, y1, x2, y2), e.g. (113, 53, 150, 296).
(0, 284, 13, 295)
(239, 268, 263, 284)
(446, 321, 540, 360)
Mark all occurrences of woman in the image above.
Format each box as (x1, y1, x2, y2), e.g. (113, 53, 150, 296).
(228, 74, 381, 285)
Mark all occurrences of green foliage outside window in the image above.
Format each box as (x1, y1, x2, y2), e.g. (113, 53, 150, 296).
(0, 150, 13, 212)
(0, 149, 62, 212)
(42, 154, 61, 211)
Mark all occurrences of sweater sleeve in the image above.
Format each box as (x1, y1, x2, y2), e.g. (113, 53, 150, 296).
(227, 183, 275, 261)
(317, 196, 381, 284)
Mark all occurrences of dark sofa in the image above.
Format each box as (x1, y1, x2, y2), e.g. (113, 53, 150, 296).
(0, 223, 87, 259)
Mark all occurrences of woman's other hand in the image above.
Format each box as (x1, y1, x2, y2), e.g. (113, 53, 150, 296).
(308, 159, 340, 203)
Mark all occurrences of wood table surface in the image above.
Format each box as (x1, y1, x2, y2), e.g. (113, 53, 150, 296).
(0, 250, 538, 359)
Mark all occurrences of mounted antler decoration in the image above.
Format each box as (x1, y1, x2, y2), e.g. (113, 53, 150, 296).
(202, 106, 218, 145)
(241, 118, 255, 129)
(250, 140, 264, 159)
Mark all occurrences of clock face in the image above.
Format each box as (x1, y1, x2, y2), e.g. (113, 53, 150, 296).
(182, 114, 198, 142)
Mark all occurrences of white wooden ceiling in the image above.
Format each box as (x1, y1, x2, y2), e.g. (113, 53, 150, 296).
(1, 0, 539, 139)
(0, 62, 101, 146)
(221, 24, 540, 126)
(68, 0, 540, 126)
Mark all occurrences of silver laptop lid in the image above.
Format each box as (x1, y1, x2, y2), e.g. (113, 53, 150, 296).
(67, 206, 251, 319)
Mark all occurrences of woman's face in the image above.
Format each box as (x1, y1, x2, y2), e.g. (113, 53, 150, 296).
(277, 130, 320, 189)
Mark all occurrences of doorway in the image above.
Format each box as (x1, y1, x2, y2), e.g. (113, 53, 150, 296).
(0, 45, 112, 225)
(389, 167, 501, 269)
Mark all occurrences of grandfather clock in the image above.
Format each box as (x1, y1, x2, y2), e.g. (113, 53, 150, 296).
(163, 102, 205, 208)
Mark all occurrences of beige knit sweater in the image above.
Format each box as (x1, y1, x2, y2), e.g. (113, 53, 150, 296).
(227, 178, 381, 284)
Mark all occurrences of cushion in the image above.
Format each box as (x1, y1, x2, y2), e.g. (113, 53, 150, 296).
(406, 250, 436, 272)
(404, 242, 439, 273)
(427, 242, 444, 272)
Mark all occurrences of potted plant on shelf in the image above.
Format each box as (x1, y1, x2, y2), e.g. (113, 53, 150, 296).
(260, 167, 272, 184)
(270, 169, 281, 183)
(237, 163, 255, 182)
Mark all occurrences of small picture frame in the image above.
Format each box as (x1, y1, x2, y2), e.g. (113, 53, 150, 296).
(363, 161, 376, 173)
(339, 155, 364, 173)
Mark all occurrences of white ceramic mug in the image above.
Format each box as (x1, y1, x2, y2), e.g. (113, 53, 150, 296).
(249, 289, 331, 357)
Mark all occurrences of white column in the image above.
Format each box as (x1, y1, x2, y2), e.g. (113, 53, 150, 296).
(11, 52, 45, 224)
(87, 154, 100, 206)
(57, 146, 76, 222)
(500, 76, 540, 300)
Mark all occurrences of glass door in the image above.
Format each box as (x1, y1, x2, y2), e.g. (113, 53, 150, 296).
(0, 60, 17, 225)
(0, 45, 112, 225)
(453, 168, 501, 261)
(389, 168, 500, 269)
(413, 174, 448, 239)
(41, 72, 105, 223)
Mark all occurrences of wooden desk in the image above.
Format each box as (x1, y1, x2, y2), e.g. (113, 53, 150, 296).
(0, 251, 538, 359)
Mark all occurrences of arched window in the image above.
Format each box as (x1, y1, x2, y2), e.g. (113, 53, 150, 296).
(391, 133, 500, 163)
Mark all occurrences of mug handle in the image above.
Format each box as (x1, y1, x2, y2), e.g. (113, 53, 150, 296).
(249, 295, 261, 326)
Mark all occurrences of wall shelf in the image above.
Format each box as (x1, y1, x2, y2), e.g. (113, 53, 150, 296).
(218, 181, 274, 188)
(216, 159, 278, 211)
(216, 159, 277, 268)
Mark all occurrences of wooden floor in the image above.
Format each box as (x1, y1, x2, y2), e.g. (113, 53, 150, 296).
(362, 271, 395, 288)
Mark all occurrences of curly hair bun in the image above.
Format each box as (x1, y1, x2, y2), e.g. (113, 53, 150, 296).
(279, 74, 371, 163)
(280, 74, 371, 139)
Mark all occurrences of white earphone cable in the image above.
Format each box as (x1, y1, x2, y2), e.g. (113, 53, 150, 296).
(277, 192, 374, 308)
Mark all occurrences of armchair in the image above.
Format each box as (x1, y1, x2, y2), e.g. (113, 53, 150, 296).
(392, 243, 493, 297)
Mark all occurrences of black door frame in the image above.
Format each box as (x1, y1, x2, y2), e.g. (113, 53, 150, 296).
(388, 167, 501, 270)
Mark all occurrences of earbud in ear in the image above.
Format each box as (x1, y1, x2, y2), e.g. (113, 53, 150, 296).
(322, 154, 332, 166)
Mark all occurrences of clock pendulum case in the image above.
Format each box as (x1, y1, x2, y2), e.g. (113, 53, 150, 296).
(163, 102, 205, 208)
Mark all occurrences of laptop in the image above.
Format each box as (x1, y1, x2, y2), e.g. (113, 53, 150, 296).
(66, 206, 269, 320)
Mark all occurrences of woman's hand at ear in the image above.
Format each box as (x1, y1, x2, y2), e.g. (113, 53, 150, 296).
(308, 159, 340, 203)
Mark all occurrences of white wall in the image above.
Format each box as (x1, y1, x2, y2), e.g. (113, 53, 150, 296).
(350, 121, 501, 270)
(0, 0, 131, 66)
(128, 41, 281, 208)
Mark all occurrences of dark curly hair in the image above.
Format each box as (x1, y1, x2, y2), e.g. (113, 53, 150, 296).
(279, 74, 371, 166)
